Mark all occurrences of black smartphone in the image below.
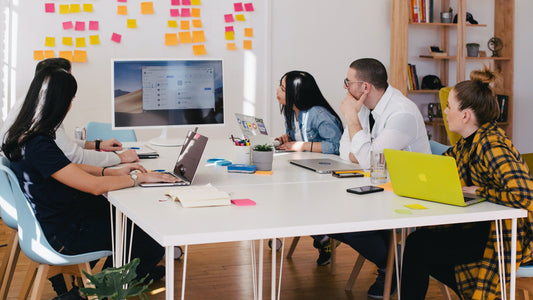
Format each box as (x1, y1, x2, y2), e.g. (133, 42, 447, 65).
(332, 172, 364, 178)
(346, 185, 384, 195)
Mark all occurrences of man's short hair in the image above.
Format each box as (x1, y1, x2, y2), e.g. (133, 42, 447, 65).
(35, 58, 71, 74)
(349, 58, 388, 91)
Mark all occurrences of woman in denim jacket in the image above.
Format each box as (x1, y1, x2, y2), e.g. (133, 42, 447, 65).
(275, 71, 343, 154)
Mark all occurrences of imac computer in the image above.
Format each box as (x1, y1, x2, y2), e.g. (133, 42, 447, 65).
(112, 59, 224, 146)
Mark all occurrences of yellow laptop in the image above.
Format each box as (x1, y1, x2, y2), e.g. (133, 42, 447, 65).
(384, 149, 485, 207)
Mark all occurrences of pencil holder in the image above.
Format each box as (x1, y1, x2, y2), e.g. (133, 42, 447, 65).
(233, 145, 251, 165)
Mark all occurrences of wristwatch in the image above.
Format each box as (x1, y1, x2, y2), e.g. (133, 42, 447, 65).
(130, 173, 138, 187)
(95, 139, 102, 151)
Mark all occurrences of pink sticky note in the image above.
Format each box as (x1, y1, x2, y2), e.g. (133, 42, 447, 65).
(244, 3, 254, 12)
(45, 3, 55, 13)
(182, 0, 191, 4)
(171, 0, 180, 5)
(231, 199, 256, 206)
(75, 21, 85, 31)
(224, 14, 234, 23)
(89, 21, 99, 31)
(170, 9, 180, 17)
(181, 8, 190, 17)
(111, 33, 122, 43)
(62, 21, 73, 30)
(225, 26, 234, 32)
(234, 3, 243, 12)
(117, 0, 127, 2)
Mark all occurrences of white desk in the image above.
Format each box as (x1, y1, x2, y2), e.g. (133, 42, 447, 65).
(109, 140, 527, 300)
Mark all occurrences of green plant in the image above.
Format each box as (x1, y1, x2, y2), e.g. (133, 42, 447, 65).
(253, 143, 273, 151)
(449, 7, 453, 13)
(467, 43, 480, 47)
(80, 258, 152, 300)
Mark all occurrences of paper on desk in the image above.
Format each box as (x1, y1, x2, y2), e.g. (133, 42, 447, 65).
(166, 184, 231, 208)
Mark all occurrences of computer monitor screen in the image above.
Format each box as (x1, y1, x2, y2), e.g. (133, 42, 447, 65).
(112, 59, 224, 129)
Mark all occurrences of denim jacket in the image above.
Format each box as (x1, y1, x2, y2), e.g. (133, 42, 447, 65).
(286, 106, 343, 154)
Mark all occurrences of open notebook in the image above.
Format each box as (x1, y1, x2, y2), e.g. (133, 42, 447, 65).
(166, 184, 230, 208)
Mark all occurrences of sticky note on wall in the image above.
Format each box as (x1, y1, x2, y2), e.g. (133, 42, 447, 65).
(89, 21, 99, 31)
(168, 20, 178, 28)
(243, 40, 252, 50)
(170, 9, 180, 17)
(34, 50, 45, 60)
(193, 45, 206, 56)
(244, 3, 254, 12)
(181, 8, 191, 17)
(75, 37, 86, 47)
(235, 14, 246, 21)
(117, 6, 127, 15)
(89, 35, 100, 45)
(83, 4, 93, 12)
(178, 31, 192, 43)
(226, 43, 237, 50)
(192, 31, 205, 43)
(234, 3, 244, 12)
(63, 21, 73, 30)
(63, 37, 73, 46)
(244, 28, 253, 37)
(191, 0, 201, 5)
(73, 50, 87, 62)
(111, 33, 122, 43)
(225, 31, 235, 40)
(59, 4, 69, 14)
(191, 8, 200, 17)
(59, 51, 73, 61)
(171, 0, 180, 5)
(44, 50, 54, 58)
(70, 4, 81, 13)
(127, 19, 137, 28)
(192, 19, 202, 28)
(141, 2, 154, 14)
(45, 3, 55, 13)
(75, 21, 85, 31)
(224, 14, 234, 23)
(45, 37, 55, 47)
(180, 20, 190, 30)
(165, 33, 178, 45)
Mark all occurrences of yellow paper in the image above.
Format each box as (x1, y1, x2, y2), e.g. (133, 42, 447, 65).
(127, 19, 137, 28)
(33, 51, 44, 60)
(45, 37, 55, 47)
(191, 8, 200, 18)
(59, 4, 69, 14)
(75, 37, 86, 48)
(235, 14, 246, 21)
(70, 4, 81, 13)
(141, 2, 154, 14)
(165, 33, 178, 45)
(244, 28, 253, 37)
(192, 45, 206, 56)
(226, 43, 237, 50)
(73, 50, 87, 62)
(180, 20, 190, 30)
(44, 50, 55, 58)
(191, 0, 201, 5)
(243, 40, 252, 50)
(59, 51, 72, 61)
(377, 181, 393, 191)
(192, 31, 205, 43)
(89, 35, 100, 45)
(225, 31, 234, 41)
(255, 170, 273, 176)
(62, 37, 73, 46)
(405, 204, 428, 210)
(83, 4, 93, 12)
(192, 19, 203, 28)
(168, 20, 178, 28)
(117, 6, 127, 15)
(178, 31, 192, 43)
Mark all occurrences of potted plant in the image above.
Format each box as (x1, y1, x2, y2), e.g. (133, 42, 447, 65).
(252, 143, 274, 171)
(466, 43, 480, 57)
(440, 7, 453, 23)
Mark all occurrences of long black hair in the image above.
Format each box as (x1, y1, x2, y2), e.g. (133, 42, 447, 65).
(280, 71, 342, 131)
(2, 67, 77, 160)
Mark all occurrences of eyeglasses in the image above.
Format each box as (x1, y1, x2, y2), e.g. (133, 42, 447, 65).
(344, 78, 364, 88)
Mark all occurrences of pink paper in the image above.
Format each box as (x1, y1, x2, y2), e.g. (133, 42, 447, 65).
(89, 21, 99, 31)
(171, 0, 180, 5)
(225, 26, 234, 32)
(231, 199, 256, 206)
(182, 0, 191, 4)
(62, 21, 73, 30)
(45, 3, 55, 13)
(181, 8, 190, 17)
(234, 3, 243, 12)
(224, 14, 234, 23)
(117, 0, 127, 2)
(75, 21, 85, 31)
(170, 9, 180, 17)
(244, 3, 254, 12)
(111, 33, 122, 43)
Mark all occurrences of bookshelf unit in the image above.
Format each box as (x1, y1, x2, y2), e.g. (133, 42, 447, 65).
(390, 0, 514, 144)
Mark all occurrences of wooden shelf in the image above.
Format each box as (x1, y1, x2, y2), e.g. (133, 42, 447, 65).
(409, 22, 487, 27)
(419, 55, 511, 60)
(408, 89, 440, 94)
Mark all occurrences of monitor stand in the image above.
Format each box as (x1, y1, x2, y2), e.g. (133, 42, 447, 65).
(149, 128, 182, 147)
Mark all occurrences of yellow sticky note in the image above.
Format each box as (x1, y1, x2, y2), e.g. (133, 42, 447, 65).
(192, 19, 203, 28)
(83, 3, 93, 12)
(191, 8, 200, 18)
(63, 37, 73, 46)
(405, 204, 428, 210)
(127, 19, 137, 28)
(165, 33, 178, 46)
(59, 4, 69, 14)
(117, 5, 127, 15)
(191, 0, 201, 5)
(168, 20, 178, 28)
(89, 35, 100, 45)
(59, 51, 72, 61)
(244, 28, 253, 37)
(44, 50, 55, 58)
(76, 37, 86, 48)
(180, 20, 190, 30)
(34, 51, 44, 60)
(70, 4, 81, 13)
(235, 14, 246, 21)
(141, 2, 154, 14)
(376, 181, 394, 191)
(225, 31, 234, 41)
(255, 170, 273, 176)
(178, 31, 192, 43)
(193, 45, 206, 56)
(45, 37, 55, 47)
(192, 31, 205, 43)
(226, 43, 237, 50)
(73, 50, 87, 62)
(243, 40, 252, 50)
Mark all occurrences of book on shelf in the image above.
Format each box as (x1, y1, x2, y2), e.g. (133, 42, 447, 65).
(166, 184, 231, 208)
(496, 95, 509, 122)
(410, 0, 433, 23)
(408, 64, 420, 90)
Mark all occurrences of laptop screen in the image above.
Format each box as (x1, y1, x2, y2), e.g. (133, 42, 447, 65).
(235, 113, 272, 146)
(173, 131, 208, 182)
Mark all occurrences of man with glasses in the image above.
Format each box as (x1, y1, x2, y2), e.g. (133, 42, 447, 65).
(327, 58, 430, 298)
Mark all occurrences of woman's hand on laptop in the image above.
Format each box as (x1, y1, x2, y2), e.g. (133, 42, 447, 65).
(140, 172, 182, 184)
(275, 134, 291, 146)
(278, 141, 305, 152)
(117, 149, 140, 163)
(462, 185, 479, 195)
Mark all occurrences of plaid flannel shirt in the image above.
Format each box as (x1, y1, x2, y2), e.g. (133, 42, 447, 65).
(443, 121, 533, 300)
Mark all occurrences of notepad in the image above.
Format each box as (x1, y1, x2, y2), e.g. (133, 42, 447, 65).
(166, 184, 231, 208)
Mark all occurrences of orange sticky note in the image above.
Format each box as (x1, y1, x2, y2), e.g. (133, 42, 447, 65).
(165, 33, 178, 45)
(34, 51, 44, 60)
(141, 2, 154, 14)
(127, 19, 137, 28)
(73, 50, 87, 62)
(243, 40, 252, 50)
(45, 37, 55, 47)
(59, 4, 69, 14)
(192, 30, 205, 43)
(83, 4, 93, 12)
(192, 19, 202, 28)
(44, 50, 55, 58)
(168, 20, 178, 28)
(226, 43, 237, 50)
(180, 20, 190, 30)
(235, 14, 246, 21)
(191, 8, 200, 18)
(244, 28, 253, 37)
(89, 35, 100, 45)
(193, 45, 206, 56)
(225, 31, 235, 40)
(191, 0, 201, 4)
(75, 37, 86, 47)
(117, 6, 127, 15)
(59, 51, 72, 61)
(178, 31, 192, 43)
(63, 37, 73, 46)
(70, 4, 81, 13)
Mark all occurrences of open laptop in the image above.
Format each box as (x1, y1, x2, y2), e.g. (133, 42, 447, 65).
(235, 113, 273, 147)
(140, 131, 208, 187)
(384, 149, 484, 206)
(289, 158, 362, 174)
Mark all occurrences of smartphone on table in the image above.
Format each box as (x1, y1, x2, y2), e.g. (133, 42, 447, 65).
(346, 185, 384, 195)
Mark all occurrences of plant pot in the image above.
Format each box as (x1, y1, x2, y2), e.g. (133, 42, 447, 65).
(440, 12, 453, 23)
(466, 44, 479, 57)
(252, 150, 273, 171)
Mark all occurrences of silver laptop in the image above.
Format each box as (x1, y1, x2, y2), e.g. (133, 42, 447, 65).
(289, 158, 362, 174)
(235, 113, 273, 147)
(140, 131, 208, 187)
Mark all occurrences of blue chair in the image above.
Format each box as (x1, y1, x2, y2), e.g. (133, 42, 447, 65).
(85, 121, 137, 142)
(0, 162, 112, 299)
(429, 140, 451, 155)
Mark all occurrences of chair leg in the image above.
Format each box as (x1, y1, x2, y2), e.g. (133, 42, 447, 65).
(383, 231, 396, 300)
(29, 264, 49, 300)
(17, 261, 38, 300)
(345, 254, 366, 291)
(286, 237, 300, 258)
(330, 238, 337, 274)
(0, 230, 20, 300)
(438, 282, 453, 300)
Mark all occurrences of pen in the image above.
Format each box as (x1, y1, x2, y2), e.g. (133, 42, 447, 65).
(333, 170, 363, 174)
(151, 169, 165, 172)
(231, 134, 235, 143)
(128, 147, 140, 150)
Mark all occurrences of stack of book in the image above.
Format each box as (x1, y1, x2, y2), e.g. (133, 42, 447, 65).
(410, 0, 434, 23)
(408, 64, 420, 91)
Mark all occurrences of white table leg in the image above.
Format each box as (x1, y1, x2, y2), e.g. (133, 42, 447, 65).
(510, 218, 517, 300)
(258, 240, 263, 300)
(114, 208, 124, 267)
(165, 246, 175, 300)
(251, 240, 257, 300)
(271, 239, 276, 300)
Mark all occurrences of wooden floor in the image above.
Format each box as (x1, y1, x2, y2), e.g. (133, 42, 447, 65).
(0, 222, 459, 300)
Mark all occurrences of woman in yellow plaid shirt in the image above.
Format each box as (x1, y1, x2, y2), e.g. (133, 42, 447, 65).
(400, 66, 533, 300)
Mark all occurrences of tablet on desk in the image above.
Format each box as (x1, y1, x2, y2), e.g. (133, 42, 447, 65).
(289, 158, 362, 174)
